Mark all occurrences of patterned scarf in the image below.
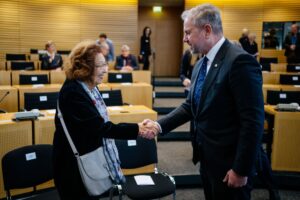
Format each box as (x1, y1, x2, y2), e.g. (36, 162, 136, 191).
(79, 81, 125, 184)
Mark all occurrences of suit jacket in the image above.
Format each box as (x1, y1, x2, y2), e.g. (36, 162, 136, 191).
(115, 54, 139, 70)
(179, 49, 194, 82)
(158, 39, 264, 178)
(53, 79, 138, 198)
(41, 53, 63, 70)
(140, 36, 151, 56)
(284, 33, 300, 59)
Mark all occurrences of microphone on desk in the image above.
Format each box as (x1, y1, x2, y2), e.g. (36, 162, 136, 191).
(0, 91, 10, 104)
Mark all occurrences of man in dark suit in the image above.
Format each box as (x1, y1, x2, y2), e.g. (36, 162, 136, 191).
(143, 4, 264, 200)
(284, 23, 300, 64)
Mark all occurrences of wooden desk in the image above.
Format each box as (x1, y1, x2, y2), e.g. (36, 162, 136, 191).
(132, 70, 151, 84)
(103, 70, 151, 84)
(97, 83, 110, 91)
(49, 70, 65, 84)
(0, 118, 33, 198)
(262, 72, 300, 84)
(14, 84, 62, 110)
(0, 61, 6, 70)
(270, 63, 287, 72)
(108, 83, 153, 108)
(264, 105, 300, 172)
(0, 86, 18, 112)
(11, 70, 50, 85)
(0, 71, 11, 85)
(263, 84, 300, 103)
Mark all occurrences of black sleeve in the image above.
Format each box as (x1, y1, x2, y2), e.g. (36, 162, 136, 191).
(140, 37, 144, 55)
(41, 54, 50, 70)
(229, 54, 264, 176)
(179, 50, 192, 82)
(59, 88, 138, 140)
(114, 56, 122, 70)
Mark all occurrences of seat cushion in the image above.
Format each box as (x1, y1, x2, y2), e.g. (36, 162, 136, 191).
(122, 173, 175, 200)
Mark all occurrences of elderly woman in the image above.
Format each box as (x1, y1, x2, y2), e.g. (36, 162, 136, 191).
(115, 44, 139, 71)
(53, 41, 154, 200)
(41, 41, 63, 70)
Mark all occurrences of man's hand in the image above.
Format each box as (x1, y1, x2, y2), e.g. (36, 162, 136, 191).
(138, 119, 160, 139)
(183, 78, 191, 87)
(223, 169, 248, 188)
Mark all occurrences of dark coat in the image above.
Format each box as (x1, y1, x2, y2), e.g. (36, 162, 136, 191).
(41, 53, 63, 70)
(53, 79, 138, 199)
(158, 39, 264, 178)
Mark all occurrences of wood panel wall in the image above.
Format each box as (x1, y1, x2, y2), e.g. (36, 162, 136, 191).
(185, 0, 300, 63)
(0, 0, 138, 60)
(138, 7, 183, 76)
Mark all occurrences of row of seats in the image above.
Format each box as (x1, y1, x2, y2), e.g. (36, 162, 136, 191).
(0, 71, 135, 86)
(259, 57, 300, 72)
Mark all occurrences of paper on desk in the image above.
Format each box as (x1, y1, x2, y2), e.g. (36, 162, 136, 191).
(32, 84, 44, 88)
(134, 175, 155, 185)
(294, 85, 300, 87)
(121, 83, 132, 85)
(47, 110, 56, 114)
(108, 107, 123, 111)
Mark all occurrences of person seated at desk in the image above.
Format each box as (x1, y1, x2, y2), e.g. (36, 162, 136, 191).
(115, 45, 138, 71)
(41, 41, 63, 70)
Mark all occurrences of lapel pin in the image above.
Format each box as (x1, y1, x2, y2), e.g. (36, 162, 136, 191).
(214, 64, 218, 67)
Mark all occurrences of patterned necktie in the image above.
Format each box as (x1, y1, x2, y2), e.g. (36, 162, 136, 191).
(193, 56, 208, 109)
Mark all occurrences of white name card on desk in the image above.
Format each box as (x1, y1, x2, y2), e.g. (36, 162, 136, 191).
(292, 76, 299, 81)
(32, 84, 44, 88)
(108, 107, 123, 111)
(134, 175, 155, 185)
(116, 74, 122, 79)
(39, 96, 47, 102)
(294, 85, 300, 87)
(127, 140, 137, 146)
(279, 93, 287, 99)
(47, 109, 56, 114)
(102, 93, 109, 99)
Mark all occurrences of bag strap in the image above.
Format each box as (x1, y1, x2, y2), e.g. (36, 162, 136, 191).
(57, 100, 79, 156)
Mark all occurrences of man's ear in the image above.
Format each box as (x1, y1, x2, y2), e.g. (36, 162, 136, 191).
(204, 24, 212, 38)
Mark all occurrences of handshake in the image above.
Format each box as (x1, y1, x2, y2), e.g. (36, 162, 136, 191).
(138, 119, 160, 139)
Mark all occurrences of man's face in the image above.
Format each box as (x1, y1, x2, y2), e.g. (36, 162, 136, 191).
(99, 37, 105, 43)
(183, 19, 206, 54)
(291, 24, 298, 35)
(121, 49, 130, 57)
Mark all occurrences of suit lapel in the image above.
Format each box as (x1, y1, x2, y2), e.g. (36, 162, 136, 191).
(196, 39, 231, 116)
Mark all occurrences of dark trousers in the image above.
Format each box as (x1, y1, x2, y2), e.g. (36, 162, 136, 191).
(256, 147, 280, 200)
(198, 145, 253, 200)
(143, 55, 150, 70)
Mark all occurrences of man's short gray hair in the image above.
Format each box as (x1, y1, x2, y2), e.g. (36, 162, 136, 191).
(182, 4, 223, 35)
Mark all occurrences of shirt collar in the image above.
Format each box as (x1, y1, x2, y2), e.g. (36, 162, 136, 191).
(205, 36, 225, 63)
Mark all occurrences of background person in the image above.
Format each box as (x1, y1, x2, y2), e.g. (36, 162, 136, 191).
(41, 41, 63, 70)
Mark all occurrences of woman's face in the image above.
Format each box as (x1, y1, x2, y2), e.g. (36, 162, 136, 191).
(92, 53, 108, 86)
(47, 44, 56, 53)
(146, 28, 151, 36)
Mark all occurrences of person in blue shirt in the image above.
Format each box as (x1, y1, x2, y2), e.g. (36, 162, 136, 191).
(97, 33, 115, 62)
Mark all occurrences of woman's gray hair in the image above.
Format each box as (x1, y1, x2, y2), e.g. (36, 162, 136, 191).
(182, 4, 223, 35)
